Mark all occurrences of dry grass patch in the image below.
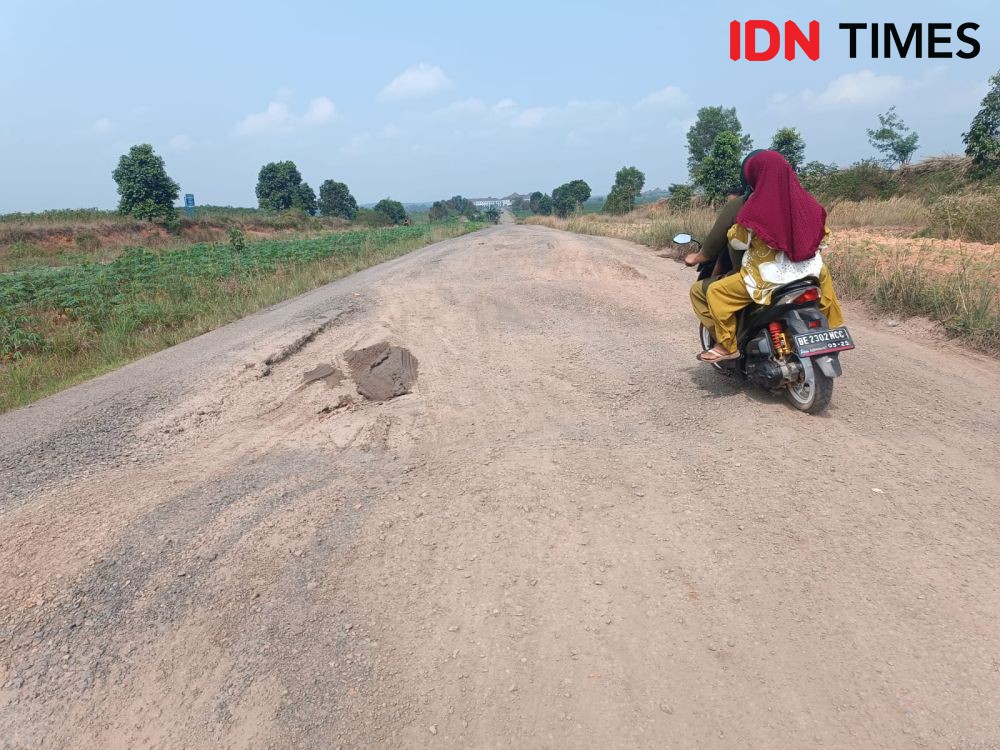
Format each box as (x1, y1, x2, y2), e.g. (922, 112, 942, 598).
(524, 202, 716, 249)
(827, 196, 931, 229)
(527, 200, 999, 353)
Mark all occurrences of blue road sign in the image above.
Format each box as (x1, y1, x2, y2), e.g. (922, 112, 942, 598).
(184, 193, 195, 218)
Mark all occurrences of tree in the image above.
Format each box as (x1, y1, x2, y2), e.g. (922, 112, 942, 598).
(614, 166, 645, 199)
(552, 180, 591, 217)
(686, 106, 752, 177)
(603, 166, 645, 215)
(667, 183, 694, 209)
(770, 127, 806, 172)
(444, 195, 477, 218)
(529, 191, 544, 213)
(294, 182, 317, 215)
(318, 180, 358, 219)
(694, 131, 743, 203)
(507, 194, 528, 211)
(867, 106, 919, 167)
(256, 161, 306, 211)
(536, 194, 553, 216)
(551, 189, 573, 218)
(111, 144, 180, 226)
(373, 198, 407, 225)
(484, 207, 501, 224)
(963, 69, 1000, 172)
(798, 160, 839, 192)
(603, 188, 630, 215)
(428, 200, 450, 221)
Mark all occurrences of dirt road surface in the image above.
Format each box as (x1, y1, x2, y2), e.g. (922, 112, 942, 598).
(2, 225, 998, 749)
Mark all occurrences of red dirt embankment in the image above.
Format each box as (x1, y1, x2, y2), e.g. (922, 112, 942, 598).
(0, 215, 350, 265)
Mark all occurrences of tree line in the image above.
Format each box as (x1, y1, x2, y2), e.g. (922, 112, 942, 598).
(111, 152, 410, 229)
(673, 68, 999, 207)
(109, 69, 998, 227)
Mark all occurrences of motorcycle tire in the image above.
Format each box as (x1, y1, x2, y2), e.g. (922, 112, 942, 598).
(785, 363, 833, 414)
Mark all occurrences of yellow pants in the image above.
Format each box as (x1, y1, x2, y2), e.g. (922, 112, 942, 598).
(691, 268, 844, 352)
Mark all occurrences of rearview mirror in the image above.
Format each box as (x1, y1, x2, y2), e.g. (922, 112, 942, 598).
(673, 233, 692, 245)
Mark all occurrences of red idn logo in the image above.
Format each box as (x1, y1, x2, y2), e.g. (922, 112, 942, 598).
(730, 20, 820, 61)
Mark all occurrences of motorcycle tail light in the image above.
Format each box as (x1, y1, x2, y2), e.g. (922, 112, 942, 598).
(793, 288, 820, 304)
(808, 320, 821, 328)
(793, 287, 819, 305)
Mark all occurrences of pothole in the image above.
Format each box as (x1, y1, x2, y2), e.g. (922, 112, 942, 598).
(301, 363, 345, 388)
(344, 343, 418, 402)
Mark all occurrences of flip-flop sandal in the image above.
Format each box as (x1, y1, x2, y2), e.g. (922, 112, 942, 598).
(697, 348, 740, 363)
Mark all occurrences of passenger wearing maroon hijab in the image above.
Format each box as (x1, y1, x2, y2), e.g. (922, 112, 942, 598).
(687, 150, 844, 363)
(736, 150, 827, 262)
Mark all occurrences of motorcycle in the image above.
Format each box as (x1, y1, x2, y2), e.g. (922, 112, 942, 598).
(674, 232, 854, 414)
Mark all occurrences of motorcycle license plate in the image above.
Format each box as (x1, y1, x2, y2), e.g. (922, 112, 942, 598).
(792, 327, 855, 357)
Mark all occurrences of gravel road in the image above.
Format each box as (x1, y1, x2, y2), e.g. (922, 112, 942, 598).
(2, 224, 998, 749)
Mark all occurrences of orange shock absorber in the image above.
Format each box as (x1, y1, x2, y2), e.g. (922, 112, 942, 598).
(768, 321, 783, 351)
(768, 321, 791, 356)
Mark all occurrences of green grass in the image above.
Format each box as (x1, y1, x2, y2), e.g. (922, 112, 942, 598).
(0, 220, 481, 412)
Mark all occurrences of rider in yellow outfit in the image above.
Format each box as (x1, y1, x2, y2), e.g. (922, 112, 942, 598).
(686, 150, 844, 362)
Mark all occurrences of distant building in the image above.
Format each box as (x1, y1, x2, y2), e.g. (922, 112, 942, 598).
(472, 197, 512, 209)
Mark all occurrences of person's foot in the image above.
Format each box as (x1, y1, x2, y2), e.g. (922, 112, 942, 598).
(697, 345, 739, 362)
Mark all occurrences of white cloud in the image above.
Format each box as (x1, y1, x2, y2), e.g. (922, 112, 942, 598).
(774, 70, 905, 111)
(379, 63, 452, 101)
(167, 134, 194, 151)
(511, 106, 549, 128)
(434, 97, 486, 118)
(88, 118, 115, 135)
(236, 102, 292, 135)
(235, 96, 336, 135)
(486, 98, 627, 132)
(340, 132, 374, 157)
(636, 85, 689, 110)
(302, 96, 336, 125)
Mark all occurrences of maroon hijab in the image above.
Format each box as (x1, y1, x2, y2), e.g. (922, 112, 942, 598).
(736, 150, 827, 262)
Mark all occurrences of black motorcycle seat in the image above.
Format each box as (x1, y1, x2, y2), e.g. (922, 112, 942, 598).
(745, 276, 820, 316)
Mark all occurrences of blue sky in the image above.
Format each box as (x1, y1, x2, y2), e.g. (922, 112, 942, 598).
(1, 0, 997, 211)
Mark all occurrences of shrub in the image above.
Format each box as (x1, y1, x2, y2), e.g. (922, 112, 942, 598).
(927, 189, 1000, 242)
(373, 199, 407, 225)
(355, 208, 393, 227)
(808, 161, 898, 202)
(228, 228, 246, 254)
(667, 183, 694, 209)
(1, 308, 45, 361)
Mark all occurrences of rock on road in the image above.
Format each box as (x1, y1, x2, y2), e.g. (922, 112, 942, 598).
(1, 225, 998, 749)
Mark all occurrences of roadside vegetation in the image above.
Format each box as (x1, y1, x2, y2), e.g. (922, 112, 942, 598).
(523, 67, 1000, 353)
(0, 137, 502, 410)
(0, 220, 481, 412)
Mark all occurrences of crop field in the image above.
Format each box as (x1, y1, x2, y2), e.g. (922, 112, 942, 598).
(0, 207, 362, 271)
(0, 220, 480, 411)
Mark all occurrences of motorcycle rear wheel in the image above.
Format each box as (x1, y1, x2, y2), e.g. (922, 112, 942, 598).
(785, 364, 833, 414)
